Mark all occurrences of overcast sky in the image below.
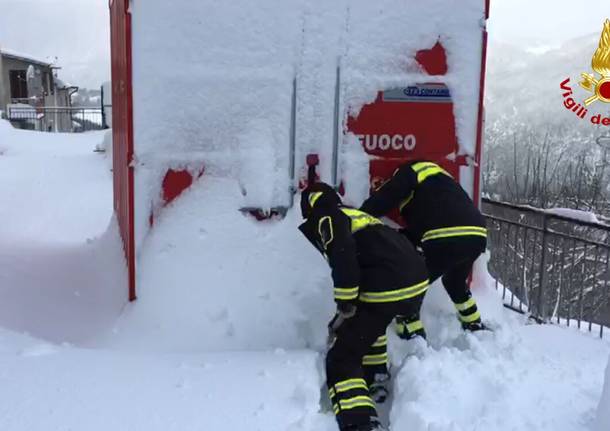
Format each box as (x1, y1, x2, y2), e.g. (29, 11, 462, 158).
(0, 0, 109, 88)
(489, 0, 610, 45)
(0, 0, 608, 88)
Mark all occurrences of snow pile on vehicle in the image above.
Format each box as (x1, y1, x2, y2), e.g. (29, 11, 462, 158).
(131, 0, 485, 248)
(595, 355, 610, 431)
(107, 176, 335, 352)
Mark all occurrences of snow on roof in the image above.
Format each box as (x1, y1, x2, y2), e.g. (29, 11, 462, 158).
(0, 48, 53, 67)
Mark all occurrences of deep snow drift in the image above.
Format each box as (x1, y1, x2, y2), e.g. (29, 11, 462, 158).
(0, 123, 126, 344)
(0, 123, 609, 431)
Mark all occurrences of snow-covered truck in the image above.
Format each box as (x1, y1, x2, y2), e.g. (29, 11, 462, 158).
(109, 0, 489, 300)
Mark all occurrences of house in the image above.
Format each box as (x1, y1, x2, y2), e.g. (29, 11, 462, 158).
(0, 47, 77, 131)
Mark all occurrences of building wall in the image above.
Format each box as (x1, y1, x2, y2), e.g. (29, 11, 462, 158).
(0, 54, 6, 112)
(0, 57, 53, 110)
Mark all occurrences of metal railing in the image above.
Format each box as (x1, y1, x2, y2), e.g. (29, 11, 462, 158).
(6, 106, 108, 132)
(482, 198, 610, 337)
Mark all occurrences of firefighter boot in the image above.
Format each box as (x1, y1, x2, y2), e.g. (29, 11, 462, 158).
(454, 297, 489, 332)
(368, 372, 390, 404)
(343, 419, 388, 431)
(462, 320, 490, 332)
(395, 315, 426, 340)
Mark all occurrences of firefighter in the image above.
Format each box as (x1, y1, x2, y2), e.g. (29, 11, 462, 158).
(360, 160, 488, 340)
(299, 182, 429, 431)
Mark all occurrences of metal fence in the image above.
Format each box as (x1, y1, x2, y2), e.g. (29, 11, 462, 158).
(6, 106, 108, 132)
(482, 198, 610, 337)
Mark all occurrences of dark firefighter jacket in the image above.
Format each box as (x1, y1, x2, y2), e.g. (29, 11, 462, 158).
(298, 190, 428, 307)
(360, 161, 486, 245)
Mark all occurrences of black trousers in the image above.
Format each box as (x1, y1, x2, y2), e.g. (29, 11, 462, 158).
(398, 236, 486, 328)
(326, 298, 424, 430)
(423, 236, 486, 304)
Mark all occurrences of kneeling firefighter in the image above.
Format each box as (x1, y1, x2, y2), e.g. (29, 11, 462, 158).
(360, 160, 488, 340)
(299, 182, 429, 431)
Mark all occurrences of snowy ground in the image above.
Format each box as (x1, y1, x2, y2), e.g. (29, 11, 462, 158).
(0, 122, 126, 345)
(0, 123, 609, 430)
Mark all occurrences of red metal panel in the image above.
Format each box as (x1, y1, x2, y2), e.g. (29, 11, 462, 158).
(110, 0, 136, 300)
(346, 1, 489, 218)
(346, 42, 466, 224)
(149, 168, 205, 227)
(473, 6, 489, 208)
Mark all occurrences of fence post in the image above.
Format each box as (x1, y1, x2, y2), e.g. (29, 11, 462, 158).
(100, 85, 107, 129)
(537, 214, 549, 320)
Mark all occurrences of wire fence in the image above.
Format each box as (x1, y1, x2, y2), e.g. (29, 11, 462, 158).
(482, 198, 610, 337)
(6, 106, 108, 133)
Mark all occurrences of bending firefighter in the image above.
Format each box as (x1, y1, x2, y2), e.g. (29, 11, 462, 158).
(360, 161, 488, 340)
(298, 183, 429, 431)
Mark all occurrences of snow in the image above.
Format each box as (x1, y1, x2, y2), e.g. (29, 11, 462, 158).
(0, 328, 332, 431)
(105, 176, 334, 353)
(341, 133, 371, 207)
(595, 356, 610, 431)
(6, 103, 37, 120)
(0, 47, 52, 66)
(0, 121, 126, 344)
(131, 0, 485, 249)
(1, 2, 609, 430)
(545, 207, 602, 224)
(0, 118, 609, 430)
(0, 123, 112, 244)
(392, 324, 609, 431)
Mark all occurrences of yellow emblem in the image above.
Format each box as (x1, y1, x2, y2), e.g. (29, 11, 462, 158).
(580, 19, 610, 106)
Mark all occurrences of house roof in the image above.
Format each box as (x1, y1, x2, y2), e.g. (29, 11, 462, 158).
(0, 48, 53, 67)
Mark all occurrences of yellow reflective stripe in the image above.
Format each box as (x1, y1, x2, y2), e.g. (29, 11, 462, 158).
(395, 321, 406, 335)
(459, 310, 481, 323)
(328, 381, 369, 398)
(330, 379, 368, 398)
(338, 395, 376, 411)
(411, 162, 438, 172)
(362, 353, 388, 366)
(318, 216, 334, 249)
(406, 320, 424, 333)
(398, 190, 415, 212)
(421, 226, 487, 242)
(359, 280, 429, 303)
(333, 378, 367, 392)
(371, 335, 387, 347)
(416, 166, 451, 183)
(423, 231, 487, 241)
(334, 287, 359, 301)
(425, 226, 487, 235)
(308, 192, 323, 207)
(455, 297, 477, 311)
(340, 208, 383, 233)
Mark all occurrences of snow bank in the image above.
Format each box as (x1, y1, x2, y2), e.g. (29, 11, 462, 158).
(2, 116, 609, 431)
(0, 122, 113, 243)
(0, 120, 126, 344)
(107, 176, 334, 352)
(0, 327, 334, 431)
(391, 325, 609, 431)
(595, 356, 610, 431)
(0, 219, 127, 345)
